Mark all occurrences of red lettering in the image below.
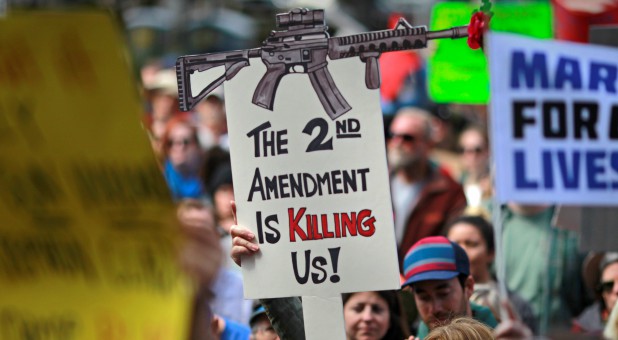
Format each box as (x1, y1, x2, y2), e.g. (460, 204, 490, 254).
(288, 208, 307, 242)
(358, 209, 376, 237)
(312, 215, 322, 239)
(341, 212, 357, 237)
(321, 214, 334, 238)
(306, 215, 312, 239)
(334, 213, 341, 238)
(287, 207, 377, 241)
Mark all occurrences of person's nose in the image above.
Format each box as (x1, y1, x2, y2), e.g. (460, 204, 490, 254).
(361, 306, 374, 321)
(388, 136, 402, 147)
(431, 300, 445, 315)
(612, 280, 618, 294)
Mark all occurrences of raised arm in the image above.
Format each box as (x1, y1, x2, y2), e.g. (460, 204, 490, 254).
(228, 201, 306, 340)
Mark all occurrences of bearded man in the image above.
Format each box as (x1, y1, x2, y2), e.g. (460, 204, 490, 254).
(387, 108, 467, 266)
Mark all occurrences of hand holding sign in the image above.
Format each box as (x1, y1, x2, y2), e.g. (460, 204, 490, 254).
(230, 201, 260, 267)
(222, 58, 401, 340)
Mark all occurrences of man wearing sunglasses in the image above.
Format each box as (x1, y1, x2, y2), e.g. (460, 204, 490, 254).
(573, 252, 618, 336)
(386, 107, 467, 267)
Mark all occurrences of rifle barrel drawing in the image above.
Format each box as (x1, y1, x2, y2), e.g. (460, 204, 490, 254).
(176, 8, 469, 119)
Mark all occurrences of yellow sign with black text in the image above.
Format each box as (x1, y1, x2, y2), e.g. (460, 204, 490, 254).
(0, 11, 192, 339)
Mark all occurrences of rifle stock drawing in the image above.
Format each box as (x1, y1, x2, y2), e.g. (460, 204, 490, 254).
(176, 8, 468, 120)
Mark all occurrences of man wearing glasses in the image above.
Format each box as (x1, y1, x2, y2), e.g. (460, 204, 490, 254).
(386, 107, 467, 267)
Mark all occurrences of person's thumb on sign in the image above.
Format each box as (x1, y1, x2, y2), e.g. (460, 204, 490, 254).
(230, 200, 260, 267)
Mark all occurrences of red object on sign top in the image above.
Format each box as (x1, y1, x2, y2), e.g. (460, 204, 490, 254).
(468, 11, 491, 49)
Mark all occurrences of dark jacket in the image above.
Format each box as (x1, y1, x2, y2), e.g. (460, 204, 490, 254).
(396, 166, 467, 267)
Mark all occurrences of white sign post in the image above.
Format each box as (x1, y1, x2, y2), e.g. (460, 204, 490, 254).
(489, 32, 618, 206)
(224, 59, 400, 339)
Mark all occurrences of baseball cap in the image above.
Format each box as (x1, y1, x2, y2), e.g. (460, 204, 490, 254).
(249, 304, 267, 327)
(402, 236, 470, 287)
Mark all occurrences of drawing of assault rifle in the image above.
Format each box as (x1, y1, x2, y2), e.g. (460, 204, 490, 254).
(176, 8, 468, 120)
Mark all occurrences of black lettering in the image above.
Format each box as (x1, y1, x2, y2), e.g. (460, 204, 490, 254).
(290, 173, 304, 198)
(247, 168, 265, 202)
(610, 105, 618, 140)
(513, 101, 537, 138)
(573, 101, 599, 139)
(357, 168, 370, 191)
(311, 256, 327, 284)
(277, 129, 288, 154)
(303, 173, 317, 197)
(542, 101, 567, 138)
(256, 211, 264, 244)
(262, 130, 276, 156)
(264, 175, 279, 200)
(335, 120, 347, 134)
(291, 250, 311, 284)
(303, 118, 333, 152)
(278, 175, 290, 198)
(0, 236, 96, 281)
(264, 214, 281, 244)
(343, 170, 356, 193)
(246, 121, 271, 157)
(331, 170, 342, 194)
(316, 173, 331, 196)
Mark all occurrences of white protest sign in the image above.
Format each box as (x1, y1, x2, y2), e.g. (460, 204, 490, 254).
(489, 32, 618, 205)
(224, 58, 400, 299)
(302, 295, 346, 339)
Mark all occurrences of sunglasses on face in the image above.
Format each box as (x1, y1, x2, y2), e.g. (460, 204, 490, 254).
(598, 280, 617, 293)
(388, 132, 416, 143)
(458, 146, 484, 154)
(166, 138, 194, 148)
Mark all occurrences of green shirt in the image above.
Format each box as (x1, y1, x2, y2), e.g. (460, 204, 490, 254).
(502, 206, 582, 333)
(415, 302, 498, 339)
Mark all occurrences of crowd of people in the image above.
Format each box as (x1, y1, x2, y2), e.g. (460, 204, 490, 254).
(139, 46, 618, 339)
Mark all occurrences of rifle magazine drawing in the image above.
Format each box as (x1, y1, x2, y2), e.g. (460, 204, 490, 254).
(176, 8, 470, 119)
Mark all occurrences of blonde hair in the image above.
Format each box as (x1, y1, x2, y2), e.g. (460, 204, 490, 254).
(604, 300, 618, 340)
(424, 317, 495, 340)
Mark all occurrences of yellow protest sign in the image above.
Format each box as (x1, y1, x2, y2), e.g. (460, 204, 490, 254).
(0, 11, 193, 339)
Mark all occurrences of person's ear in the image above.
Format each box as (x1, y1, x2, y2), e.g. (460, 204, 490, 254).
(464, 275, 475, 299)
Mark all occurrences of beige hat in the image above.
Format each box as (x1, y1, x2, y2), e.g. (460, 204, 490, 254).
(145, 69, 178, 97)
